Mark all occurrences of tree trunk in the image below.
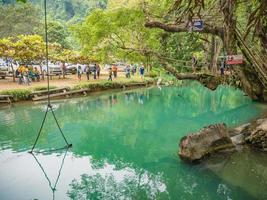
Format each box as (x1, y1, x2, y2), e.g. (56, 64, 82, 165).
(11, 62, 15, 82)
(211, 37, 222, 75)
(39, 63, 44, 80)
(220, 0, 263, 100)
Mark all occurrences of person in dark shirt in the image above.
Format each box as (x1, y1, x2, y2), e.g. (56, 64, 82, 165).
(139, 64, 145, 79)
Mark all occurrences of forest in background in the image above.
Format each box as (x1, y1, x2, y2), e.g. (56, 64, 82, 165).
(0, 0, 107, 48)
(0, 0, 266, 100)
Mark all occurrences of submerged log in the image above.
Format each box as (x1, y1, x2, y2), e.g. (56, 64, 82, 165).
(178, 124, 235, 162)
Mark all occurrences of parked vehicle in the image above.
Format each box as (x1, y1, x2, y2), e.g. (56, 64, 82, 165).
(116, 62, 127, 72)
(104, 64, 111, 71)
(42, 63, 62, 75)
(0, 63, 8, 79)
(67, 64, 88, 74)
(66, 64, 77, 74)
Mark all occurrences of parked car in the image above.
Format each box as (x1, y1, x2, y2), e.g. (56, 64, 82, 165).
(116, 62, 127, 72)
(0, 63, 8, 79)
(42, 63, 62, 75)
(66, 64, 77, 74)
(104, 64, 111, 71)
(67, 64, 89, 74)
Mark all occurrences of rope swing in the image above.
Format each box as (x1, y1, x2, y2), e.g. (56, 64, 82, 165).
(29, 0, 72, 153)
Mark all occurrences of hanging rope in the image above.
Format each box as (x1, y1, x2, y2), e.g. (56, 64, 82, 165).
(31, 148, 69, 200)
(29, 0, 72, 153)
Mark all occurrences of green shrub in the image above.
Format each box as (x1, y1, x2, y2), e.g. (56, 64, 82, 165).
(73, 82, 122, 91)
(0, 89, 31, 101)
(145, 72, 158, 78)
(32, 86, 57, 91)
(72, 80, 152, 91)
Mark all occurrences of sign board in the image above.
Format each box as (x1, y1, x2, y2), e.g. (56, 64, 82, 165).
(188, 20, 204, 31)
(193, 20, 204, 31)
(226, 55, 244, 65)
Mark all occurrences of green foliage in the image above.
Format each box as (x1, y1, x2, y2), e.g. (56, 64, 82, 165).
(32, 85, 57, 91)
(0, 34, 93, 65)
(1, 0, 108, 50)
(0, 89, 31, 101)
(73, 80, 153, 91)
(14, 35, 45, 63)
(47, 21, 69, 48)
(0, 3, 42, 38)
(30, 0, 107, 23)
(145, 71, 158, 78)
(70, 3, 163, 64)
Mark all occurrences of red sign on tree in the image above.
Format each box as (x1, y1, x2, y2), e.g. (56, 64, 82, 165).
(226, 55, 244, 65)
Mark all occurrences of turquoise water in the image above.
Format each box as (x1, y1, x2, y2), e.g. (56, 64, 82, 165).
(0, 82, 267, 200)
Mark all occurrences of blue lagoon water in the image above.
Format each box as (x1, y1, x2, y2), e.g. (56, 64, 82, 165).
(0, 82, 267, 200)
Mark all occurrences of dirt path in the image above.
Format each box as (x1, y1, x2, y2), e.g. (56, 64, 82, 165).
(0, 72, 143, 91)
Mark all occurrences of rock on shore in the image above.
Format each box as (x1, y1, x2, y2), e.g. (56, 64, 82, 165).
(178, 124, 235, 162)
(179, 118, 267, 162)
(246, 119, 267, 151)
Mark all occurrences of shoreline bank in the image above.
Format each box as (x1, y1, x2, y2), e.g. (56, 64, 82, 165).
(0, 79, 156, 104)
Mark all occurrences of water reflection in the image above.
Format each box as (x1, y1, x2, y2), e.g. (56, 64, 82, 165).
(203, 147, 267, 199)
(67, 159, 168, 200)
(31, 148, 69, 200)
(0, 83, 266, 200)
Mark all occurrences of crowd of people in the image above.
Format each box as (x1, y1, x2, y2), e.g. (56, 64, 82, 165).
(78, 63, 101, 81)
(10, 62, 147, 85)
(16, 65, 40, 85)
(107, 64, 145, 81)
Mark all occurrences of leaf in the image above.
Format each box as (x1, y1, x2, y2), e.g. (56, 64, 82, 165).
(17, 0, 27, 3)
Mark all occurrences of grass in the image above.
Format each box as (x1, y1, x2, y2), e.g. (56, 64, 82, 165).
(73, 79, 154, 91)
(32, 85, 57, 91)
(0, 78, 155, 102)
(0, 89, 32, 101)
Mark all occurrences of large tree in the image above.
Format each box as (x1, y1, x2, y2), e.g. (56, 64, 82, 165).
(144, 0, 267, 100)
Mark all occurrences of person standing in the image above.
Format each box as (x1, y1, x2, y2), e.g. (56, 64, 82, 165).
(61, 62, 67, 79)
(33, 67, 40, 81)
(125, 65, 131, 78)
(96, 63, 101, 79)
(108, 67, 113, 81)
(112, 64, 117, 78)
(85, 65, 90, 80)
(131, 64, 136, 76)
(23, 66, 30, 86)
(139, 64, 145, 80)
(77, 65, 82, 81)
(93, 64, 97, 79)
(17, 65, 23, 84)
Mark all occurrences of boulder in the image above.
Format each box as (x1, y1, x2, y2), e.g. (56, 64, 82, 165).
(247, 118, 267, 151)
(178, 124, 235, 162)
(231, 134, 245, 145)
(229, 123, 251, 137)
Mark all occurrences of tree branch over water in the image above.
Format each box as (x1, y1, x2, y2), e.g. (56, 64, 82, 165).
(144, 20, 223, 37)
